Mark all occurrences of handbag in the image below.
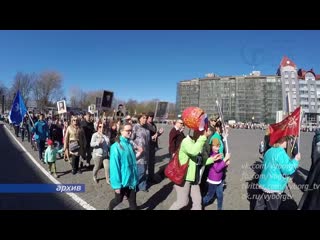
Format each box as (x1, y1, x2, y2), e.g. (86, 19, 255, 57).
(69, 140, 80, 152)
(165, 149, 189, 185)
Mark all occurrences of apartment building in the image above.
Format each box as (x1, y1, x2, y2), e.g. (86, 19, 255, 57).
(277, 56, 320, 123)
(176, 72, 282, 123)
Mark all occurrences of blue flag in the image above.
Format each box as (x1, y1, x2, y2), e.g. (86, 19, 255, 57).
(9, 90, 27, 125)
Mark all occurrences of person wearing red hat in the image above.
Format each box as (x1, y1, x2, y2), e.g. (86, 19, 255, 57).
(44, 139, 63, 178)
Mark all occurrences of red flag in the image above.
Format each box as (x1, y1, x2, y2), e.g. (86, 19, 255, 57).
(269, 106, 301, 145)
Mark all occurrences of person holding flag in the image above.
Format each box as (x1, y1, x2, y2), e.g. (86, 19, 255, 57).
(9, 90, 28, 137)
(9, 90, 27, 125)
(254, 106, 302, 210)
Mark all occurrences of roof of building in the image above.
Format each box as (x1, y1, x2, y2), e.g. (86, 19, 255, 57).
(279, 56, 297, 68)
(277, 56, 297, 75)
(297, 68, 320, 80)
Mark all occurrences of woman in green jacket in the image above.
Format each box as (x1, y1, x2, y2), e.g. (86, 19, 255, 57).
(169, 128, 220, 210)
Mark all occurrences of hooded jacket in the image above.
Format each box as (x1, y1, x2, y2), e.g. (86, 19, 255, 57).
(311, 129, 320, 168)
(109, 136, 138, 190)
(298, 158, 320, 210)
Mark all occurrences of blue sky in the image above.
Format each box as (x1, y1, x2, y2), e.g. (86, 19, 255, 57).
(1, 30, 320, 103)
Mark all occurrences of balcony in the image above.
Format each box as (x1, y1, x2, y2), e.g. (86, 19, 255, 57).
(299, 87, 308, 91)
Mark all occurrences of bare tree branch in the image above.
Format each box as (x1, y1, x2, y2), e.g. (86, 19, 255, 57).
(11, 72, 35, 106)
(33, 71, 63, 110)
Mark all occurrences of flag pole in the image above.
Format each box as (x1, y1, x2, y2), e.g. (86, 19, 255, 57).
(297, 106, 302, 152)
(216, 99, 229, 154)
(26, 111, 34, 127)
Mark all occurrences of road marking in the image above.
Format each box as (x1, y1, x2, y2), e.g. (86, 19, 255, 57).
(3, 124, 96, 210)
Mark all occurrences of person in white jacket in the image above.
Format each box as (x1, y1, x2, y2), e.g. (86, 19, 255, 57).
(91, 121, 110, 184)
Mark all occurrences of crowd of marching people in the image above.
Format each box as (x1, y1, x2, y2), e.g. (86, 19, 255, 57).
(3, 104, 320, 210)
(3, 108, 233, 210)
(4, 110, 166, 209)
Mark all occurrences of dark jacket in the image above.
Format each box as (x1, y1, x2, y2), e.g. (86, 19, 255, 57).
(311, 129, 320, 169)
(302, 129, 320, 193)
(298, 158, 320, 210)
(145, 122, 161, 150)
(50, 123, 63, 144)
(80, 120, 95, 147)
(109, 128, 118, 145)
(168, 127, 185, 155)
(263, 135, 271, 156)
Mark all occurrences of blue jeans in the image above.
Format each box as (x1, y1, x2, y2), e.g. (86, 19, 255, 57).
(136, 163, 147, 191)
(202, 181, 224, 210)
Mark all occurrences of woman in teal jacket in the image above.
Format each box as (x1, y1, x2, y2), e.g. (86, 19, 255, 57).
(255, 136, 301, 210)
(109, 123, 139, 210)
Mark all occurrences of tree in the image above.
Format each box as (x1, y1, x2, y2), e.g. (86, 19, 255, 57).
(86, 90, 103, 106)
(125, 99, 138, 115)
(33, 71, 63, 110)
(68, 87, 89, 110)
(0, 83, 8, 113)
(11, 72, 35, 106)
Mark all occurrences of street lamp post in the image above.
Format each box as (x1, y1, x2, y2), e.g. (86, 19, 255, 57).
(231, 93, 235, 120)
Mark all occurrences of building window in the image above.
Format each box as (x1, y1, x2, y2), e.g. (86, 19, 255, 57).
(284, 71, 289, 78)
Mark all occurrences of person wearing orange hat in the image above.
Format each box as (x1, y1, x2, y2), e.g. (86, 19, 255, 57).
(169, 127, 220, 210)
(44, 139, 64, 178)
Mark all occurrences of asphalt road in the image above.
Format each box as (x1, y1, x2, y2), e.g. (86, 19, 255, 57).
(0, 122, 314, 210)
(0, 122, 82, 210)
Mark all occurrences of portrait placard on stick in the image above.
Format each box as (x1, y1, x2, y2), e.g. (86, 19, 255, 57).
(155, 101, 169, 119)
(57, 100, 67, 114)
